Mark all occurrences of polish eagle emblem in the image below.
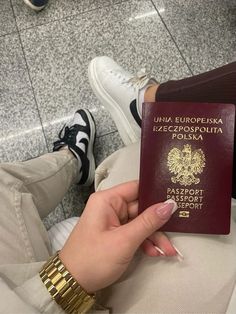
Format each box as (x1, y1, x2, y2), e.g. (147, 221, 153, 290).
(167, 144, 206, 186)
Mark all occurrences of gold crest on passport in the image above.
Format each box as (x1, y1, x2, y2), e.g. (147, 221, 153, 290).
(138, 102, 235, 234)
(167, 144, 206, 186)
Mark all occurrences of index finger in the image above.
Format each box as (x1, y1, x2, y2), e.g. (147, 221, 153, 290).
(103, 180, 139, 203)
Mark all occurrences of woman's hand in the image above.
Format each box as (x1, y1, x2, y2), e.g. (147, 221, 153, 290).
(59, 181, 178, 293)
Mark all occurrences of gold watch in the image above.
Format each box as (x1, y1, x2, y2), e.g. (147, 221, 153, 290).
(39, 252, 95, 314)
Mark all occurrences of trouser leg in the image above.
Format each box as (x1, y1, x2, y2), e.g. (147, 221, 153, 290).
(95, 143, 236, 314)
(0, 150, 78, 264)
(156, 61, 236, 197)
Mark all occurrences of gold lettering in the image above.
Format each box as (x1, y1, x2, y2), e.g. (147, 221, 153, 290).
(172, 133, 203, 141)
(153, 125, 223, 137)
(175, 117, 223, 125)
(166, 188, 204, 214)
(154, 117, 173, 123)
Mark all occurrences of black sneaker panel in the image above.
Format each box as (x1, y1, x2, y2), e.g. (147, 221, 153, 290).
(53, 140, 66, 151)
(69, 145, 89, 185)
(130, 99, 142, 127)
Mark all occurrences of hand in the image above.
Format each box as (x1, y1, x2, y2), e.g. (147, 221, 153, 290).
(59, 181, 178, 293)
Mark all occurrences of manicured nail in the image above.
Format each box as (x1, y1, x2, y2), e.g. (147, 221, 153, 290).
(155, 199, 178, 219)
(164, 199, 178, 213)
(154, 245, 165, 256)
(173, 245, 184, 262)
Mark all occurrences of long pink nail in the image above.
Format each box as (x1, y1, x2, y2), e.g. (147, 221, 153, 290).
(154, 246, 165, 256)
(173, 245, 184, 262)
(156, 199, 178, 219)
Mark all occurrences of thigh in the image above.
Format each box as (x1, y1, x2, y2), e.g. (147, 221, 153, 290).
(2, 151, 78, 219)
(0, 167, 51, 264)
(95, 142, 140, 191)
(101, 221, 236, 313)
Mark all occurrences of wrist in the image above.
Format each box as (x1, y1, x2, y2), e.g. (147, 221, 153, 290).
(59, 248, 95, 294)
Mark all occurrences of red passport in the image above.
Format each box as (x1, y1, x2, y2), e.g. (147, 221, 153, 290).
(138, 102, 235, 234)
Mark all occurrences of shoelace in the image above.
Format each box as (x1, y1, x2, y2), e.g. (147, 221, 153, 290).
(122, 68, 151, 90)
(58, 125, 78, 144)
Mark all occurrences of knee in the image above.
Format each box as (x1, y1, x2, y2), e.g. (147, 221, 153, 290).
(0, 163, 26, 192)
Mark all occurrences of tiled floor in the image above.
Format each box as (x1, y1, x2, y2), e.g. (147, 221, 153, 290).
(1, 0, 236, 227)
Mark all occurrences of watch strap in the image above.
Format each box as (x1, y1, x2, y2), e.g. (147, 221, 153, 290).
(39, 252, 95, 314)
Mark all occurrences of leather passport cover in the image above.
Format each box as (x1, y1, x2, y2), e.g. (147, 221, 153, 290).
(138, 102, 235, 234)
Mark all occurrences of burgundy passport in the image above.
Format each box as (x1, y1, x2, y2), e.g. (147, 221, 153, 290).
(138, 102, 235, 234)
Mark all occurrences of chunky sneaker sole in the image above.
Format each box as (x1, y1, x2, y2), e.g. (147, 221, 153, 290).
(23, 0, 48, 11)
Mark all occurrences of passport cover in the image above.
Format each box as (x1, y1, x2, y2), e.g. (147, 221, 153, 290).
(138, 102, 235, 234)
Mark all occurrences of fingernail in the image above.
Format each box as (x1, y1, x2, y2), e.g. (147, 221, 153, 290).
(155, 199, 178, 219)
(164, 199, 178, 213)
(154, 246, 165, 256)
(173, 245, 184, 262)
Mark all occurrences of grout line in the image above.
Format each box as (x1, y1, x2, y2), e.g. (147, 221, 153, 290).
(150, 0, 194, 76)
(13, 0, 129, 33)
(0, 30, 18, 39)
(9, 0, 50, 153)
(97, 130, 118, 138)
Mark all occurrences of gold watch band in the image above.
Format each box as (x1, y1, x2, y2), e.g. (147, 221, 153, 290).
(39, 252, 95, 314)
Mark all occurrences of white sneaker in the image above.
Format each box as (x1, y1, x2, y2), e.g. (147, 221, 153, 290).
(88, 56, 158, 145)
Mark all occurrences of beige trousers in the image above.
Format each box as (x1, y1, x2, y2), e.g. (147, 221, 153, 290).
(0, 144, 236, 313)
(0, 150, 78, 314)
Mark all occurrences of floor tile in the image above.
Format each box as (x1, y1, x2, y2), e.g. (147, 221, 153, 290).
(0, 143, 8, 163)
(43, 203, 65, 230)
(12, 0, 128, 30)
(94, 131, 124, 166)
(0, 33, 30, 90)
(0, 0, 17, 36)
(0, 34, 48, 162)
(0, 126, 47, 162)
(152, 0, 236, 73)
(19, 0, 190, 149)
(62, 185, 94, 218)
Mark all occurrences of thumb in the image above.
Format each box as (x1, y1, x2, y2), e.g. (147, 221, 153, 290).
(121, 200, 177, 249)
